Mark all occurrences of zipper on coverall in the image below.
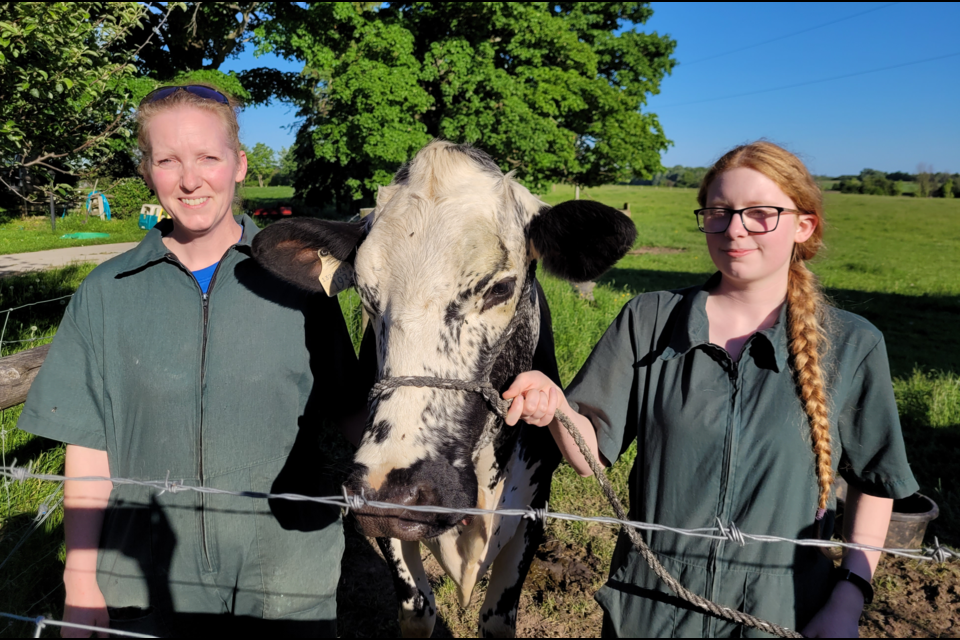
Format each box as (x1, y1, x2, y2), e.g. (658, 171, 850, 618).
(705, 342, 747, 637)
(166, 251, 227, 573)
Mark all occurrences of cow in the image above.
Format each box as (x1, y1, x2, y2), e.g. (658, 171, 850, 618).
(252, 140, 636, 637)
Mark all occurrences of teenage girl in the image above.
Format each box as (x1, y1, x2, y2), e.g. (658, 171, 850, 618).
(504, 142, 917, 637)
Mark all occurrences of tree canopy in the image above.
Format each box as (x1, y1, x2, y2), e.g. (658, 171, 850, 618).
(0, 2, 149, 202)
(263, 2, 676, 212)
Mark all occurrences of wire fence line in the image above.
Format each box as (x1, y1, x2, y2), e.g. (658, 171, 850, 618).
(0, 611, 156, 638)
(2, 464, 957, 565)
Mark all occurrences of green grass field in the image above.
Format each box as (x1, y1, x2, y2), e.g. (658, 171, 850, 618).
(0, 187, 296, 256)
(1, 185, 958, 635)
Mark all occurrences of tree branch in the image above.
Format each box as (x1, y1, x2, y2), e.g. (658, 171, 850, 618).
(23, 111, 127, 167)
(0, 175, 30, 202)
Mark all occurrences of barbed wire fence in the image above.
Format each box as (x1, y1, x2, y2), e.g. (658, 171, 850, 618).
(0, 293, 74, 637)
(0, 293, 957, 637)
(1, 462, 958, 637)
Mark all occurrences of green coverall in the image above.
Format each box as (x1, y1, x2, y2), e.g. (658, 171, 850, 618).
(18, 216, 365, 636)
(566, 273, 918, 638)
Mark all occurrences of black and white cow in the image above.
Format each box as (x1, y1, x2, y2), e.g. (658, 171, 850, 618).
(252, 140, 635, 637)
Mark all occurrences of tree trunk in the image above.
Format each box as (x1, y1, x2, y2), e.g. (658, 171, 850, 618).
(258, 174, 264, 188)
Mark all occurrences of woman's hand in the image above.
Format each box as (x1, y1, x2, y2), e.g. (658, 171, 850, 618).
(800, 580, 863, 638)
(503, 371, 563, 427)
(62, 574, 109, 637)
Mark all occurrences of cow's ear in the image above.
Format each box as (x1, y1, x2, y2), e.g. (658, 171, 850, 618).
(527, 200, 636, 282)
(251, 218, 365, 296)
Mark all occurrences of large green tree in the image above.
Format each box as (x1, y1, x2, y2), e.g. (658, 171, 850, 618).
(263, 2, 676, 213)
(0, 2, 153, 204)
(122, 2, 299, 105)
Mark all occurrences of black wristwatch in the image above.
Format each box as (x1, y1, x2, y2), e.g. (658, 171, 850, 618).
(831, 567, 874, 605)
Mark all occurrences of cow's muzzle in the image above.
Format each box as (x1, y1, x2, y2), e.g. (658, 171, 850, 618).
(344, 458, 478, 541)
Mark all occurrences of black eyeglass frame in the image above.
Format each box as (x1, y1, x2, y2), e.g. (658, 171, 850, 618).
(140, 85, 230, 106)
(693, 206, 802, 234)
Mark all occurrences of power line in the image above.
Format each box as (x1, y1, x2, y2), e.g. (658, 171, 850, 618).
(681, 2, 900, 66)
(660, 50, 960, 108)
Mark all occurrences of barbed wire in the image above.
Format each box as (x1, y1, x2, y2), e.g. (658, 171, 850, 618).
(2, 464, 956, 564)
(0, 294, 74, 317)
(0, 610, 156, 638)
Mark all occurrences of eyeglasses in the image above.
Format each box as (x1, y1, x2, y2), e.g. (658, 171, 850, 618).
(140, 85, 229, 106)
(694, 206, 801, 234)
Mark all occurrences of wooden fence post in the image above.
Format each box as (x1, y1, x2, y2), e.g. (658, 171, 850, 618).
(0, 344, 50, 411)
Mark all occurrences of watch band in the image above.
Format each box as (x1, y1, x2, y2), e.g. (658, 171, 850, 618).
(832, 567, 874, 605)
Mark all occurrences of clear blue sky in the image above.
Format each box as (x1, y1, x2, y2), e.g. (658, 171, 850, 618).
(223, 1, 960, 177)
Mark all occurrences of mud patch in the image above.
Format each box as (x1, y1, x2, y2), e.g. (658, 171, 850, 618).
(860, 556, 960, 638)
(628, 246, 687, 255)
(337, 525, 959, 638)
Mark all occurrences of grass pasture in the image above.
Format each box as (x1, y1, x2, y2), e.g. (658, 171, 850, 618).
(0, 185, 958, 636)
(0, 186, 295, 256)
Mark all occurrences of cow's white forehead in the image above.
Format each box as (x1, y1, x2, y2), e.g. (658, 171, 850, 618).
(355, 142, 542, 305)
(352, 143, 543, 481)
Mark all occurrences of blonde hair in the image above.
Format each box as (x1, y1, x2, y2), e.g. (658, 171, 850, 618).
(136, 84, 243, 176)
(698, 141, 833, 518)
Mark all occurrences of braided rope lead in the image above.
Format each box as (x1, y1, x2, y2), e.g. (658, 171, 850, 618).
(372, 376, 804, 639)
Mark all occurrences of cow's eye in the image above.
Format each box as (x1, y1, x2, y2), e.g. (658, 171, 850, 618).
(482, 277, 516, 311)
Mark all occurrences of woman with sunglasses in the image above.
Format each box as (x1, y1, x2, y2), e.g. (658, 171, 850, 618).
(17, 85, 367, 637)
(502, 142, 917, 637)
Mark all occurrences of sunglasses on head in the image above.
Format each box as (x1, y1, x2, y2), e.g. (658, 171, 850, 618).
(141, 85, 230, 106)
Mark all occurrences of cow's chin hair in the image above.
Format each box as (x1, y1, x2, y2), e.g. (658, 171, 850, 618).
(352, 510, 463, 541)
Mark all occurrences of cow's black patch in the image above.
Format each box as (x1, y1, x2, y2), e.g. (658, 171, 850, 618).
(528, 199, 637, 282)
(394, 162, 411, 184)
(376, 538, 421, 608)
(369, 420, 391, 444)
(359, 284, 381, 316)
(449, 143, 502, 178)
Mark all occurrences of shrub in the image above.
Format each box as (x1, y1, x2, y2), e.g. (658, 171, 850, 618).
(942, 179, 955, 199)
(106, 178, 157, 219)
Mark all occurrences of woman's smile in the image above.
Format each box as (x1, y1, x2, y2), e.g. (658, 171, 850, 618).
(179, 196, 211, 207)
(723, 247, 756, 258)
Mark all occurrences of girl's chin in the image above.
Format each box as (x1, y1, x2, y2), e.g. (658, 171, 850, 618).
(171, 210, 231, 232)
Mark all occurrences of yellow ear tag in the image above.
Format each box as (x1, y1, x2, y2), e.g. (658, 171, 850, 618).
(317, 249, 355, 296)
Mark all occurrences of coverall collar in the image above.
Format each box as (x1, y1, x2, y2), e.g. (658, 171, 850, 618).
(116, 214, 258, 276)
(660, 271, 790, 372)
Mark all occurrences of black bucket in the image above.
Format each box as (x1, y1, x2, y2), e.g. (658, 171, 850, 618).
(834, 479, 939, 550)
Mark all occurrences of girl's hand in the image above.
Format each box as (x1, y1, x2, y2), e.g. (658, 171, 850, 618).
(503, 371, 563, 427)
(62, 573, 109, 637)
(800, 580, 863, 638)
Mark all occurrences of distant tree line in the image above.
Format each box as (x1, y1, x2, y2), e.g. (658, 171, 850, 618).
(833, 166, 958, 198)
(629, 165, 708, 188)
(627, 165, 959, 199)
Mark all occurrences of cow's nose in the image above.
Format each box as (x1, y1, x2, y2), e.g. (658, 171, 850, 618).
(396, 480, 439, 508)
(344, 465, 474, 540)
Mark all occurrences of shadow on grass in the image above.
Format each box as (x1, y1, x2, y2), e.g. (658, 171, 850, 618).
(0, 512, 66, 637)
(899, 422, 960, 548)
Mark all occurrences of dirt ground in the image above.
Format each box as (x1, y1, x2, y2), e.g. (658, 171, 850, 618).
(337, 522, 960, 638)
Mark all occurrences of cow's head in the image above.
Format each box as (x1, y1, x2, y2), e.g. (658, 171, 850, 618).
(253, 141, 635, 540)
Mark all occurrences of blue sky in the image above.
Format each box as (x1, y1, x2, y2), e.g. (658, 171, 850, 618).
(223, 1, 959, 177)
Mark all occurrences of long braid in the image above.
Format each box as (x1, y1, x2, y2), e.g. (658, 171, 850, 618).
(700, 140, 834, 523)
(786, 258, 833, 520)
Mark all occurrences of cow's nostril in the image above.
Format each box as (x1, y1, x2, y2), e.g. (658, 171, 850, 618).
(410, 482, 437, 507)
